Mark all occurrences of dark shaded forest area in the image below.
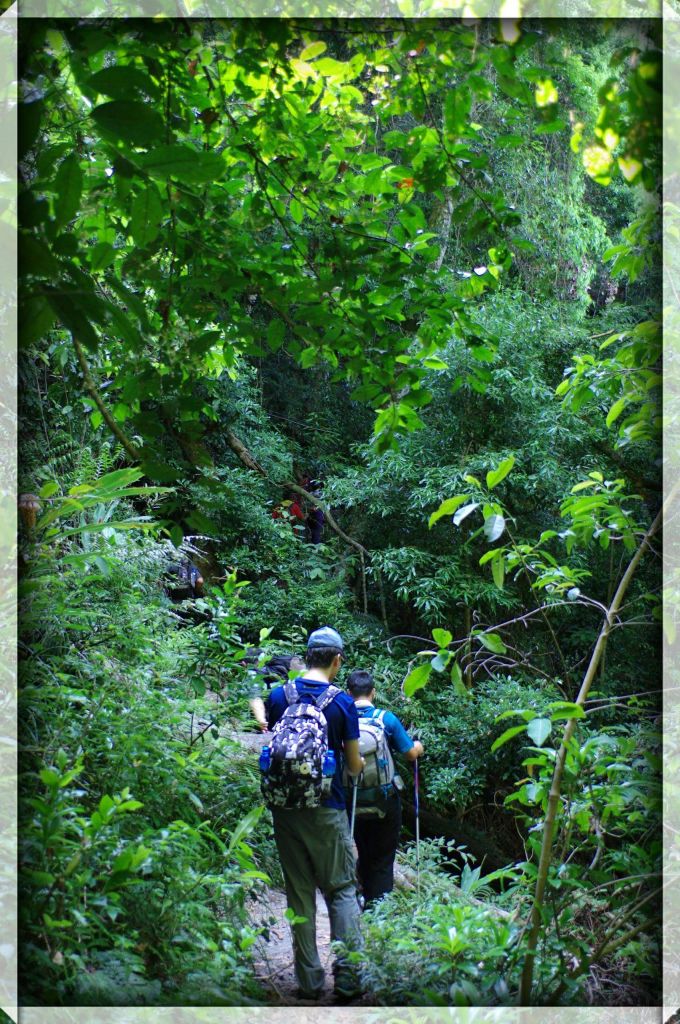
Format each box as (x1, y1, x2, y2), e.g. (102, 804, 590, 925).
(17, 16, 662, 1008)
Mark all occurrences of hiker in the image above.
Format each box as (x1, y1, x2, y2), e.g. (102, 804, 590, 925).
(272, 492, 307, 538)
(165, 557, 204, 601)
(344, 669, 424, 907)
(248, 653, 305, 733)
(261, 626, 365, 1001)
(307, 493, 325, 545)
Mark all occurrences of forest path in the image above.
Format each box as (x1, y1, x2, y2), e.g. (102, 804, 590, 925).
(246, 886, 337, 1006)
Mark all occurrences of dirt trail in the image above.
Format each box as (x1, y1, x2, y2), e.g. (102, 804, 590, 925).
(246, 886, 338, 1005)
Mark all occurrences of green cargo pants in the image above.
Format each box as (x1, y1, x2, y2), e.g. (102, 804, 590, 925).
(272, 805, 361, 996)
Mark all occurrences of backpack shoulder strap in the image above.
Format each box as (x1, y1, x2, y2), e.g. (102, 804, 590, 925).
(316, 684, 341, 713)
(283, 682, 299, 706)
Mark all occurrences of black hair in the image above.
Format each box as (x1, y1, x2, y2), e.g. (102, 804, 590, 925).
(306, 646, 342, 669)
(347, 669, 374, 698)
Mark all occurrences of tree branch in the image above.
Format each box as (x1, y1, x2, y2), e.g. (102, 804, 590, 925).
(72, 337, 142, 463)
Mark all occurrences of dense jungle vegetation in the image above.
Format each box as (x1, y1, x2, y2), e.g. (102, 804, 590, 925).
(17, 16, 662, 1008)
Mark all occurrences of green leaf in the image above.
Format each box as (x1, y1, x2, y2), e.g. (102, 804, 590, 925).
(432, 628, 452, 648)
(226, 806, 265, 857)
(483, 513, 506, 543)
(53, 154, 83, 228)
(130, 186, 163, 246)
(88, 66, 160, 101)
(527, 718, 552, 746)
(39, 481, 59, 499)
(19, 294, 57, 348)
(486, 456, 515, 490)
(495, 134, 524, 148)
(39, 768, 60, 787)
(169, 524, 183, 549)
(606, 396, 627, 428)
(403, 662, 432, 698)
(429, 494, 468, 528)
(535, 79, 558, 107)
(431, 651, 451, 672)
(92, 100, 165, 147)
(477, 632, 506, 654)
(453, 502, 479, 525)
(534, 119, 567, 134)
(450, 660, 467, 697)
(290, 197, 304, 224)
(496, 708, 536, 723)
(492, 552, 505, 589)
(267, 319, 285, 352)
(135, 144, 225, 184)
(89, 241, 116, 272)
(491, 724, 527, 753)
(300, 41, 327, 61)
(548, 702, 585, 722)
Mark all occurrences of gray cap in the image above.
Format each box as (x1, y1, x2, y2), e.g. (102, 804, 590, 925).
(307, 626, 344, 652)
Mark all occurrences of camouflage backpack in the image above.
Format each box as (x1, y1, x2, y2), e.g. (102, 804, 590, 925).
(343, 708, 396, 818)
(261, 683, 341, 809)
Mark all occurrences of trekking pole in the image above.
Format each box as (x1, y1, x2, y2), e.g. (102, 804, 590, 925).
(414, 756, 421, 896)
(350, 775, 358, 838)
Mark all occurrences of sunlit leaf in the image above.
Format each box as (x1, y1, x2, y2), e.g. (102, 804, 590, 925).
(403, 662, 432, 698)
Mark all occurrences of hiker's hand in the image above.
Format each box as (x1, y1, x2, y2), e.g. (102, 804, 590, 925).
(258, 722, 269, 733)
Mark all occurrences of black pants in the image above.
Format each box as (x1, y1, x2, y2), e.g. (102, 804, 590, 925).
(352, 792, 402, 905)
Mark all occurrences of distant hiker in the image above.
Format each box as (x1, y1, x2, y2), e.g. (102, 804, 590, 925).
(344, 669, 424, 907)
(165, 557, 204, 601)
(248, 653, 305, 733)
(307, 494, 325, 545)
(272, 493, 307, 539)
(260, 626, 364, 1001)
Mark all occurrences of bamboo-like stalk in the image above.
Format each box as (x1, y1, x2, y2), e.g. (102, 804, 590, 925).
(518, 504, 662, 1004)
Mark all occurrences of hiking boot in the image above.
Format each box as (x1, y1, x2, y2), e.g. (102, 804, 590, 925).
(295, 987, 323, 1003)
(333, 983, 364, 1004)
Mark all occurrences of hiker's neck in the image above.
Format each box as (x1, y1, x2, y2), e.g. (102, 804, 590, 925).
(302, 667, 335, 683)
(354, 698, 373, 707)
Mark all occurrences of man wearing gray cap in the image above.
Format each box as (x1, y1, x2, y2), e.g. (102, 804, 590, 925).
(265, 626, 365, 1002)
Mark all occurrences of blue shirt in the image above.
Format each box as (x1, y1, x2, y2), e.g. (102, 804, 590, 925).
(355, 703, 415, 755)
(266, 677, 360, 809)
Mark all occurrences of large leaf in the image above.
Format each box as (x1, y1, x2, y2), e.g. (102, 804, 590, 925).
(453, 502, 479, 526)
(526, 718, 552, 746)
(91, 101, 165, 147)
(88, 66, 160, 100)
(403, 662, 432, 698)
(135, 145, 225, 184)
(547, 701, 585, 722)
(429, 494, 468, 528)
(53, 154, 83, 228)
(483, 513, 506, 543)
(19, 294, 56, 348)
(450, 660, 468, 697)
(226, 805, 265, 857)
(486, 456, 515, 490)
(476, 632, 507, 654)
(130, 187, 163, 246)
(491, 552, 505, 589)
(491, 724, 527, 753)
(432, 628, 452, 648)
